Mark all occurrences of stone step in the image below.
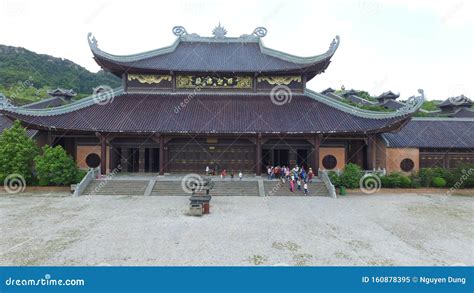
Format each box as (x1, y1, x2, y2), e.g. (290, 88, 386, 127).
(151, 180, 259, 196)
(82, 180, 149, 196)
(81, 179, 329, 197)
(263, 181, 329, 196)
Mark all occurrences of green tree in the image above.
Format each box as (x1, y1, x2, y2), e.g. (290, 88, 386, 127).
(0, 120, 39, 183)
(34, 145, 79, 186)
(339, 163, 362, 189)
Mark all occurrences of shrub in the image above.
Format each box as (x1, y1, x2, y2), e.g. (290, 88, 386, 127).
(399, 175, 412, 188)
(432, 177, 447, 188)
(75, 169, 87, 184)
(34, 145, 79, 186)
(449, 164, 474, 188)
(339, 163, 362, 189)
(417, 168, 452, 187)
(327, 170, 341, 187)
(0, 120, 39, 184)
(381, 172, 411, 188)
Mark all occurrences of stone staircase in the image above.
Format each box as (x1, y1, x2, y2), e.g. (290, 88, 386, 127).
(79, 178, 329, 197)
(211, 181, 259, 196)
(150, 180, 260, 196)
(82, 179, 149, 196)
(263, 180, 329, 196)
(150, 181, 187, 196)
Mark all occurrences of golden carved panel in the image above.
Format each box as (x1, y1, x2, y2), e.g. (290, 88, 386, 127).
(257, 76, 302, 85)
(176, 75, 252, 89)
(128, 74, 172, 84)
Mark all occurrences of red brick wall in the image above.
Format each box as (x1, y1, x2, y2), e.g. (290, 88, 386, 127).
(76, 145, 110, 171)
(386, 148, 419, 174)
(319, 147, 346, 170)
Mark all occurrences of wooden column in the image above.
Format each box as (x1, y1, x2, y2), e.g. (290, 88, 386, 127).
(121, 148, 129, 172)
(313, 135, 320, 173)
(367, 135, 376, 170)
(159, 136, 165, 175)
(256, 134, 262, 176)
(149, 148, 155, 173)
(100, 135, 107, 175)
(138, 148, 146, 172)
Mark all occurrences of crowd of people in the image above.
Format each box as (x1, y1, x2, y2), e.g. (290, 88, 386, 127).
(266, 165, 315, 195)
(205, 166, 243, 180)
(203, 164, 315, 195)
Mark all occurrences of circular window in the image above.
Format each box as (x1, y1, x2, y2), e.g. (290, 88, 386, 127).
(322, 155, 338, 170)
(400, 158, 414, 172)
(85, 153, 101, 168)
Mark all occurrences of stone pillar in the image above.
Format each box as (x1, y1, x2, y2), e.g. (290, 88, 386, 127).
(313, 135, 320, 173)
(100, 135, 107, 175)
(256, 134, 262, 176)
(159, 136, 165, 175)
(138, 148, 146, 172)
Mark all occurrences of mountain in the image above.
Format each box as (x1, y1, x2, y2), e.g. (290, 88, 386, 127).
(0, 45, 120, 105)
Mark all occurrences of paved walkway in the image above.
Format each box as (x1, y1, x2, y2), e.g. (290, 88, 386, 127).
(0, 193, 472, 266)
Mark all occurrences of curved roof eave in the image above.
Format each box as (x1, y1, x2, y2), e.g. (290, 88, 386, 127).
(0, 87, 424, 121)
(304, 88, 425, 119)
(0, 88, 125, 117)
(87, 32, 340, 67)
(258, 35, 340, 65)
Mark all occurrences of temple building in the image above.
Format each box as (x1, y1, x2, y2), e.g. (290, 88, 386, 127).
(1, 25, 472, 175)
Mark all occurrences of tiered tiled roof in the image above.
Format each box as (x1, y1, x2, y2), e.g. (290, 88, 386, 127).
(1, 89, 425, 135)
(382, 118, 474, 148)
(88, 26, 340, 80)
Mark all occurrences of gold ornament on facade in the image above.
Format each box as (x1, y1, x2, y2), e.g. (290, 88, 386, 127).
(176, 75, 252, 89)
(128, 74, 172, 84)
(257, 76, 302, 85)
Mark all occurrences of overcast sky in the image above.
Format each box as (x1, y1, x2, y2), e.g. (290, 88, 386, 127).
(0, 0, 472, 100)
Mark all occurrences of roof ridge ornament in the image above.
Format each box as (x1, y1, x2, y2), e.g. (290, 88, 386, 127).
(328, 35, 340, 53)
(253, 27, 267, 38)
(212, 23, 227, 38)
(87, 32, 98, 49)
(396, 89, 425, 115)
(172, 26, 188, 37)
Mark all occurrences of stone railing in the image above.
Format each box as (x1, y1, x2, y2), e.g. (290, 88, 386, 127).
(72, 168, 99, 197)
(320, 170, 337, 199)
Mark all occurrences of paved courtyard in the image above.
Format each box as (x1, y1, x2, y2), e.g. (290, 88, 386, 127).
(0, 192, 472, 266)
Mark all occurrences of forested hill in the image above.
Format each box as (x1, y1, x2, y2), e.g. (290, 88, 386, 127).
(0, 45, 120, 105)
